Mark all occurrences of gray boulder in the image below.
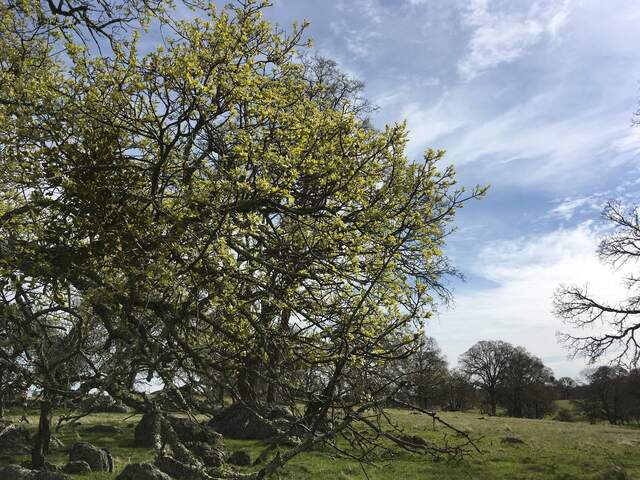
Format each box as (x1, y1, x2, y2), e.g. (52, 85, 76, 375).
(184, 441, 225, 467)
(208, 403, 280, 440)
(0, 466, 70, 480)
(50, 436, 66, 452)
(0, 422, 32, 455)
(0, 465, 34, 480)
(501, 436, 525, 445)
(62, 461, 91, 474)
(69, 442, 114, 472)
(116, 463, 173, 480)
(80, 395, 130, 413)
(155, 456, 208, 480)
(167, 416, 221, 444)
(134, 413, 221, 447)
(35, 473, 70, 480)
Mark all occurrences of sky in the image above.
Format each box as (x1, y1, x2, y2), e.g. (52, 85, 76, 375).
(246, 0, 640, 379)
(187, 0, 640, 378)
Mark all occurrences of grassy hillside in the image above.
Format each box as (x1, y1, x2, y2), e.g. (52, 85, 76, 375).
(2, 409, 639, 479)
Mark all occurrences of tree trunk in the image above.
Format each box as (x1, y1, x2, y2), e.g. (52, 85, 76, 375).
(266, 382, 276, 404)
(489, 392, 497, 416)
(31, 398, 53, 470)
(0, 368, 5, 418)
(217, 383, 225, 407)
(237, 355, 259, 404)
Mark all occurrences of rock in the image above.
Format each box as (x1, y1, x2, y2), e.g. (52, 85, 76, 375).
(135, 413, 222, 447)
(0, 422, 32, 455)
(84, 424, 122, 434)
(155, 456, 208, 480)
(34, 472, 70, 480)
(69, 442, 114, 472)
(116, 463, 173, 480)
(263, 434, 302, 447)
(264, 405, 294, 420)
(501, 436, 525, 445)
(184, 441, 225, 467)
(50, 436, 66, 452)
(80, 395, 130, 414)
(0, 465, 34, 480)
(134, 412, 160, 447)
(167, 416, 222, 444)
(398, 434, 427, 447)
(208, 403, 282, 440)
(62, 461, 91, 474)
(0, 465, 70, 480)
(599, 466, 628, 480)
(227, 450, 252, 466)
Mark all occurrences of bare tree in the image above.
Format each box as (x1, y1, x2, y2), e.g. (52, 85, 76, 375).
(460, 340, 514, 415)
(555, 201, 640, 368)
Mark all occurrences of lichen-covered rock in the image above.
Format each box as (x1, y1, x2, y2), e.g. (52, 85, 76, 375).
(134, 413, 221, 448)
(0, 465, 34, 480)
(62, 461, 91, 474)
(116, 463, 173, 480)
(0, 465, 70, 480)
(34, 472, 70, 480)
(35, 473, 70, 480)
(50, 436, 66, 452)
(501, 436, 525, 445)
(208, 403, 281, 440)
(155, 456, 208, 480)
(227, 450, 252, 466)
(184, 441, 225, 467)
(0, 422, 32, 455)
(69, 442, 113, 472)
(398, 434, 427, 447)
(80, 395, 130, 414)
(167, 416, 221, 444)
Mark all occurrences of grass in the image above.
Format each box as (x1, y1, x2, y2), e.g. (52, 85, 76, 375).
(2, 408, 640, 479)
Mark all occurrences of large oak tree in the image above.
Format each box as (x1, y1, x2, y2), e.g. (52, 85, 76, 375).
(0, 0, 484, 474)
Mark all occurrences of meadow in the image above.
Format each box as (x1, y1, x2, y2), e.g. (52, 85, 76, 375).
(2, 408, 639, 480)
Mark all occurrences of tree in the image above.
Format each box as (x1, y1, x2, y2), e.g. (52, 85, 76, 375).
(396, 336, 448, 409)
(555, 201, 640, 367)
(0, 0, 484, 475)
(498, 347, 554, 419)
(554, 376, 577, 400)
(460, 340, 514, 415)
(577, 366, 640, 425)
(440, 369, 476, 411)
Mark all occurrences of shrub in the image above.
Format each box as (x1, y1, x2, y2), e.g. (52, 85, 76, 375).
(554, 407, 574, 422)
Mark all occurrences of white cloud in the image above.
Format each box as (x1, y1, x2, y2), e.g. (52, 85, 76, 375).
(547, 196, 600, 221)
(329, 21, 381, 58)
(430, 222, 631, 377)
(458, 0, 573, 81)
(400, 84, 637, 187)
(611, 128, 640, 155)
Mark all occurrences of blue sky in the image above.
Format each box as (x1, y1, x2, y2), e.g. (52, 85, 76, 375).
(249, 0, 640, 378)
(186, 0, 640, 378)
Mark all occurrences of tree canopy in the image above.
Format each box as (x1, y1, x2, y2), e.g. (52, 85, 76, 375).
(0, 0, 484, 474)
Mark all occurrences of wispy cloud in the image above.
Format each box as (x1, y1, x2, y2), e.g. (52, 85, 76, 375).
(458, 0, 573, 81)
(431, 222, 629, 376)
(548, 197, 599, 221)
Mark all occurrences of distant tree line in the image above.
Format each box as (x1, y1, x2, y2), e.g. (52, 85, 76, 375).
(393, 338, 588, 420)
(572, 366, 640, 425)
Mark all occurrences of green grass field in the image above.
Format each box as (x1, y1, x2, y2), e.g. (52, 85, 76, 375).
(2, 409, 639, 480)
